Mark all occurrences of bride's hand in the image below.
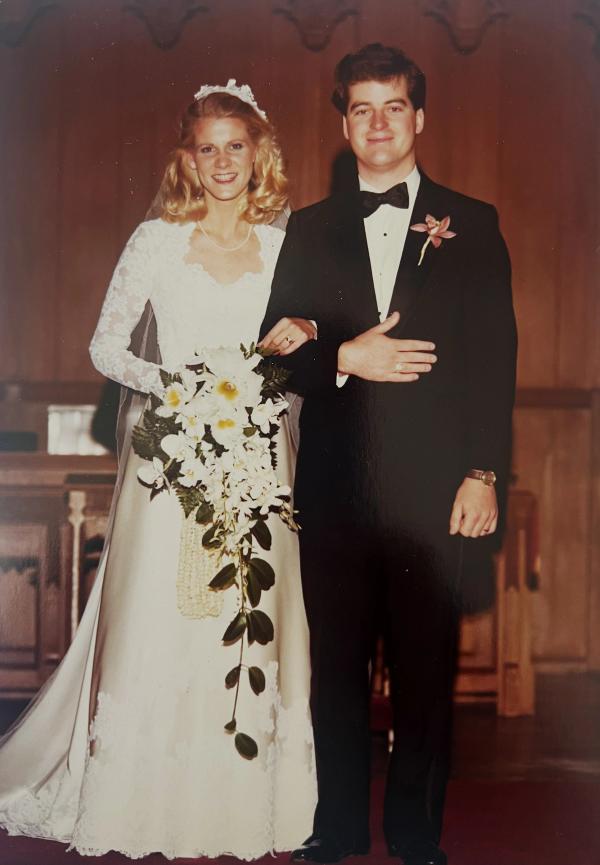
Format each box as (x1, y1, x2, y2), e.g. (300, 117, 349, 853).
(259, 317, 317, 355)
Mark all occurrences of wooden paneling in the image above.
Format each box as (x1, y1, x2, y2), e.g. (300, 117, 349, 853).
(513, 405, 592, 665)
(1, 1, 596, 390)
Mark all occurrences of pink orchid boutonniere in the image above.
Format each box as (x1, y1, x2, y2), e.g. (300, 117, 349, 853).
(410, 214, 457, 266)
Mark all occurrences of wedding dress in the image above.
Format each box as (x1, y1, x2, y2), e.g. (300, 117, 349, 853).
(0, 218, 317, 859)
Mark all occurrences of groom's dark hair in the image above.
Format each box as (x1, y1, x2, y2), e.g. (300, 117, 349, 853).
(332, 43, 426, 114)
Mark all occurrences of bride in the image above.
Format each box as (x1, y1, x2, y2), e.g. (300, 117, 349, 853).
(0, 81, 318, 859)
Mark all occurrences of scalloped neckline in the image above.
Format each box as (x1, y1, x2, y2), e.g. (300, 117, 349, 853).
(182, 222, 271, 288)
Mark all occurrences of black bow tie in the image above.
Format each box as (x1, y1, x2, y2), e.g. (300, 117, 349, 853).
(358, 182, 409, 217)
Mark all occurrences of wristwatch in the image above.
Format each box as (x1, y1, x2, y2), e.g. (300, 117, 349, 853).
(467, 469, 497, 486)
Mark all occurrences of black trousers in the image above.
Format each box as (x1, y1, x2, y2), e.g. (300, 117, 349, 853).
(299, 516, 461, 850)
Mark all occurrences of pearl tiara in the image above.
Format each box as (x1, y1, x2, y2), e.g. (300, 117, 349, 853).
(193, 79, 267, 121)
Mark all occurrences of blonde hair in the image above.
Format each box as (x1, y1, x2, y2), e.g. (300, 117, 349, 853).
(157, 92, 288, 224)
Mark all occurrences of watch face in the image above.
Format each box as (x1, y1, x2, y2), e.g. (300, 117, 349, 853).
(482, 470, 497, 486)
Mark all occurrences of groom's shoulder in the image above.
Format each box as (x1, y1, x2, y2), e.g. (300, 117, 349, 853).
(289, 195, 342, 230)
(426, 177, 499, 225)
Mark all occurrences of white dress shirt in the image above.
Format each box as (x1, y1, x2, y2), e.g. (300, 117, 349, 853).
(337, 166, 421, 385)
(360, 165, 421, 322)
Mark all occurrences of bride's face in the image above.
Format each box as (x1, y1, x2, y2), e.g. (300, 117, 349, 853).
(189, 116, 257, 204)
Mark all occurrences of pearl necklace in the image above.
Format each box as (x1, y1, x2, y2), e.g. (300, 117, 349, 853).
(197, 221, 253, 252)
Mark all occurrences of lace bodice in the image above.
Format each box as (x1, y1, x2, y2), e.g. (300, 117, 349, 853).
(89, 219, 284, 394)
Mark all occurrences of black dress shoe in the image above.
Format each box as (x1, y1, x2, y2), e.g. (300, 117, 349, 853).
(291, 837, 369, 863)
(388, 839, 447, 865)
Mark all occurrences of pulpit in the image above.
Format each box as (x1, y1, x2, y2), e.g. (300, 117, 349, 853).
(0, 454, 115, 698)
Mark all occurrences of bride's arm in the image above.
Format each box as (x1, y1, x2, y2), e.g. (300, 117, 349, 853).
(89, 222, 164, 395)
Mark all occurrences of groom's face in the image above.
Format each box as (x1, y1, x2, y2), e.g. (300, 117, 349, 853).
(342, 76, 424, 182)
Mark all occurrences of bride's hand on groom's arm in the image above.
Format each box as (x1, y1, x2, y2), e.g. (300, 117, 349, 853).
(337, 311, 437, 383)
(449, 479, 498, 538)
(259, 317, 317, 355)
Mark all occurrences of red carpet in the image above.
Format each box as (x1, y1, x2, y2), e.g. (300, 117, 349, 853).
(1, 780, 599, 865)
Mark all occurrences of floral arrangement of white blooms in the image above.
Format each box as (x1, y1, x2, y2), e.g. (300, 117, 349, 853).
(132, 345, 295, 759)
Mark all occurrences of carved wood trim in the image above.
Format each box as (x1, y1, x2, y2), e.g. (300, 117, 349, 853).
(421, 0, 509, 55)
(122, 0, 209, 50)
(574, 0, 600, 58)
(0, 0, 59, 47)
(272, 0, 359, 52)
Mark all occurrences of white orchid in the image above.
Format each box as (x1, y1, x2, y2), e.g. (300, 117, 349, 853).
(251, 397, 288, 434)
(202, 347, 263, 411)
(179, 457, 207, 488)
(203, 346, 261, 379)
(137, 457, 167, 489)
(259, 484, 292, 515)
(156, 381, 195, 418)
(160, 432, 196, 463)
(210, 410, 247, 449)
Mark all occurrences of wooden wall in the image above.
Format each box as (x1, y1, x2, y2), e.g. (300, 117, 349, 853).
(0, 0, 598, 670)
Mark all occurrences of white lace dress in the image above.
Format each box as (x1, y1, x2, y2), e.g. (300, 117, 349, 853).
(0, 219, 317, 859)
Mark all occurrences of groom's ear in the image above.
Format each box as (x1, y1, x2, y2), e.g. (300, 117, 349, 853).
(416, 108, 425, 135)
(342, 115, 350, 141)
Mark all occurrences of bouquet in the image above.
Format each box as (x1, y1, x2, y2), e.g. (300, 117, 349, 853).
(131, 345, 296, 759)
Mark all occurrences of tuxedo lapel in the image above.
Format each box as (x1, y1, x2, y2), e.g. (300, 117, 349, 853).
(388, 175, 444, 333)
(329, 194, 380, 328)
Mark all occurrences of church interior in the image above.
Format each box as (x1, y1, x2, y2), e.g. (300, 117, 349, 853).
(0, 1, 599, 863)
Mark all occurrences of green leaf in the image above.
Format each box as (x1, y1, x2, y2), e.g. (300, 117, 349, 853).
(176, 486, 204, 519)
(209, 563, 237, 591)
(249, 557, 275, 590)
(225, 665, 241, 688)
(235, 732, 258, 760)
(246, 609, 274, 645)
(131, 427, 158, 462)
(202, 524, 221, 550)
(251, 520, 272, 551)
(246, 568, 262, 608)
(222, 611, 247, 643)
(248, 666, 266, 695)
(224, 719, 237, 733)
(159, 368, 174, 388)
(195, 501, 213, 524)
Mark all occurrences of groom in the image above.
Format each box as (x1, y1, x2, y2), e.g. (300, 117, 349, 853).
(260, 43, 516, 865)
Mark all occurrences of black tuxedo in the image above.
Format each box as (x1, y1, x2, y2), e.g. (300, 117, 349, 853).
(260, 173, 517, 851)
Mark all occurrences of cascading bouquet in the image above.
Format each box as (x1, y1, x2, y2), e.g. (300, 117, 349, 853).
(131, 345, 296, 760)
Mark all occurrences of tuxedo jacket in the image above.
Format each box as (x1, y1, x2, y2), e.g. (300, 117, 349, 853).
(261, 173, 517, 609)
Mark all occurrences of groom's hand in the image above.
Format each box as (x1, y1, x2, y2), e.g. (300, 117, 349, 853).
(449, 478, 498, 538)
(337, 311, 437, 382)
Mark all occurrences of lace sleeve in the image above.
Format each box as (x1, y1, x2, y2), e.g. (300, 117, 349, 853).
(89, 221, 164, 395)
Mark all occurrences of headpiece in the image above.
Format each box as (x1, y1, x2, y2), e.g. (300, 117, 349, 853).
(193, 79, 267, 121)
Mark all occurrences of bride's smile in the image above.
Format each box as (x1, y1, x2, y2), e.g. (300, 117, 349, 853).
(189, 116, 257, 204)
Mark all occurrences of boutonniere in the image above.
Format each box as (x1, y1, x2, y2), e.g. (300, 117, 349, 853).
(410, 215, 457, 266)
